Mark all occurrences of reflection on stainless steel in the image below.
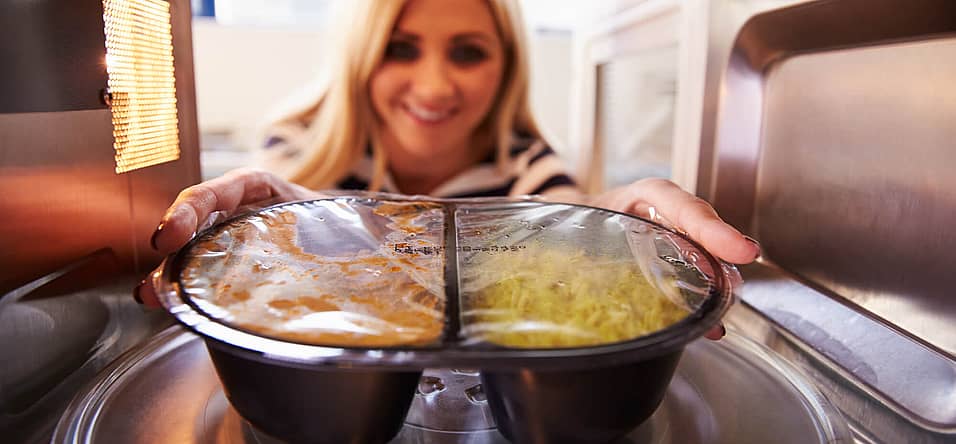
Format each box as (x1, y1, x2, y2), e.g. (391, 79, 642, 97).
(728, 303, 956, 444)
(0, 1, 108, 114)
(0, 0, 200, 295)
(0, 274, 172, 444)
(699, 0, 956, 441)
(1, 250, 115, 430)
(405, 368, 496, 432)
(755, 37, 956, 354)
(53, 326, 852, 444)
(0, 111, 131, 294)
(0, 1, 200, 443)
(740, 264, 956, 431)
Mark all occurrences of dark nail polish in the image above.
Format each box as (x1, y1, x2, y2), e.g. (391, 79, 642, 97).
(150, 223, 164, 251)
(133, 281, 145, 304)
(743, 235, 761, 259)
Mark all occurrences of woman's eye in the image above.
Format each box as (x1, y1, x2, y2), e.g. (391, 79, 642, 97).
(449, 45, 487, 65)
(384, 41, 419, 61)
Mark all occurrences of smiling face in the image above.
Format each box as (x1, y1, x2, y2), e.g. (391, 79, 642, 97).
(370, 0, 506, 169)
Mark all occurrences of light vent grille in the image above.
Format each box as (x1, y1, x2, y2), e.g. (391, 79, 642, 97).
(103, 0, 180, 173)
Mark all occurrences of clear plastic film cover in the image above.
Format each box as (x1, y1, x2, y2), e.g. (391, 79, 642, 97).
(177, 199, 447, 347)
(456, 203, 715, 348)
(161, 196, 736, 367)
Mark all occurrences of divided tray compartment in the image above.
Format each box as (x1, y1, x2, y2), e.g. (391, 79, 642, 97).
(155, 196, 737, 443)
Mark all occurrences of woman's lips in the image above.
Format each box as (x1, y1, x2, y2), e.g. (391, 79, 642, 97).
(403, 103, 455, 125)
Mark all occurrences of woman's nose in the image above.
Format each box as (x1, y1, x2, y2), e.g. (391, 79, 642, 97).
(411, 57, 455, 101)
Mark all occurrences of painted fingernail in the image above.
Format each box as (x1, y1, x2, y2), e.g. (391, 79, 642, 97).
(718, 324, 727, 339)
(133, 280, 145, 304)
(150, 223, 164, 251)
(743, 235, 761, 259)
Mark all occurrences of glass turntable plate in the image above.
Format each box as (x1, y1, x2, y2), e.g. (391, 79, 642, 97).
(54, 326, 851, 444)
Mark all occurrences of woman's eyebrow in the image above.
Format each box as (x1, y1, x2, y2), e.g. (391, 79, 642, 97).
(390, 30, 497, 45)
(451, 32, 497, 45)
(390, 30, 419, 41)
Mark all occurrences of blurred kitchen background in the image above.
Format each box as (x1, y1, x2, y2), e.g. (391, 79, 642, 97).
(4, 1, 956, 442)
(189, 0, 696, 193)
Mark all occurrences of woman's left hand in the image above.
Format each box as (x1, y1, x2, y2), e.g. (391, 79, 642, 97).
(592, 178, 759, 265)
(591, 178, 759, 341)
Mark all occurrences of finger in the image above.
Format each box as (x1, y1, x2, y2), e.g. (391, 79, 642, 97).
(151, 169, 316, 254)
(133, 277, 161, 308)
(704, 324, 726, 341)
(150, 202, 200, 255)
(625, 179, 759, 264)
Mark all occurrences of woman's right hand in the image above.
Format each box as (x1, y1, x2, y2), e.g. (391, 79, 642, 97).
(135, 168, 318, 307)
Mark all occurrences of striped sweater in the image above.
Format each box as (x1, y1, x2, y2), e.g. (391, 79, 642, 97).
(263, 131, 578, 198)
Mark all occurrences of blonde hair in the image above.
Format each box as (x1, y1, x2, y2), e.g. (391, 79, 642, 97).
(272, 0, 541, 190)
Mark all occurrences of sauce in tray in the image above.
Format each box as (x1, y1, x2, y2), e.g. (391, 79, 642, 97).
(180, 203, 446, 347)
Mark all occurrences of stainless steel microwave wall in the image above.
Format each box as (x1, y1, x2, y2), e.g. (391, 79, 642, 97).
(697, 0, 956, 442)
(0, 1, 200, 442)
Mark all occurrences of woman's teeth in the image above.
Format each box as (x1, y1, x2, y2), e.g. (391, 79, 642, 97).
(406, 105, 451, 122)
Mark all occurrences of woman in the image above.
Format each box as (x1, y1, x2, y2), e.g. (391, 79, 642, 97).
(139, 0, 759, 339)
(257, 0, 577, 198)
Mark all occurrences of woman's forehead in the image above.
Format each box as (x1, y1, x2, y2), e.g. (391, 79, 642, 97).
(394, 0, 501, 40)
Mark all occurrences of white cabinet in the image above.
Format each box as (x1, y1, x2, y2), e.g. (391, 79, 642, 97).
(569, 0, 710, 193)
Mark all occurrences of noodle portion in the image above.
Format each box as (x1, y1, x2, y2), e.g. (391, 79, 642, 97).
(461, 246, 690, 348)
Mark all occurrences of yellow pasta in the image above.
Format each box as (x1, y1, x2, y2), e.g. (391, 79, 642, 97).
(465, 247, 690, 348)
